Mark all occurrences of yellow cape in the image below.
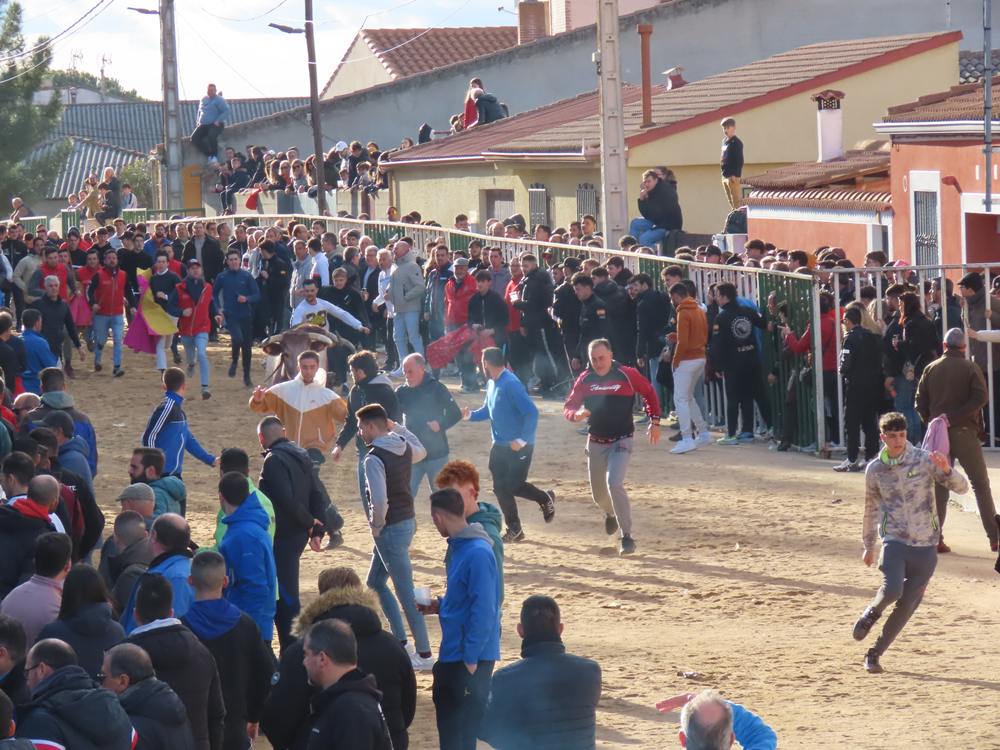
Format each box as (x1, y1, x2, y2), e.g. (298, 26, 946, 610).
(139, 268, 178, 336)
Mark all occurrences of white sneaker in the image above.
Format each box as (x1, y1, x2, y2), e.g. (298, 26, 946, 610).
(670, 438, 698, 455)
(694, 431, 712, 447)
(410, 652, 436, 671)
(832, 458, 858, 472)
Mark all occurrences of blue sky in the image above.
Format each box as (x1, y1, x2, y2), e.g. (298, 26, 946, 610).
(23, 0, 512, 100)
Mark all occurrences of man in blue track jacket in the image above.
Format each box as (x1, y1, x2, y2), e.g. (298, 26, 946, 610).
(142, 367, 216, 477)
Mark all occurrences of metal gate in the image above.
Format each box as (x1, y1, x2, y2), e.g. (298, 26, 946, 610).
(913, 190, 939, 266)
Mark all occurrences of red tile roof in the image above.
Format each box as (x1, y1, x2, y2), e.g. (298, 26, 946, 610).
(385, 31, 960, 166)
(884, 76, 1000, 123)
(321, 27, 518, 97)
(747, 189, 892, 212)
(744, 147, 890, 189)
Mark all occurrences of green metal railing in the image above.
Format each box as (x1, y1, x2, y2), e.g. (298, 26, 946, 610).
(19, 216, 49, 236)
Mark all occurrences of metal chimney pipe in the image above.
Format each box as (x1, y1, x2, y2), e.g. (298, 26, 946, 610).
(638, 23, 653, 128)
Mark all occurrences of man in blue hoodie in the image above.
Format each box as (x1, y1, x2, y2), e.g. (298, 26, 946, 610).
(41, 410, 93, 497)
(420, 488, 499, 750)
(463, 347, 555, 543)
(121, 513, 194, 633)
(19, 311, 58, 396)
(216, 471, 277, 641)
(23, 367, 99, 477)
(141, 368, 217, 478)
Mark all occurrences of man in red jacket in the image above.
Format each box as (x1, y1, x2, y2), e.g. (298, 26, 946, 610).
(444, 257, 479, 392)
(87, 249, 136, 377)
(168, 259, 216, 400)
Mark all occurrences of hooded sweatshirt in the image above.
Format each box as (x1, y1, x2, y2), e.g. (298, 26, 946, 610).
(219, 492, 277, 639)
(17, 665, 134, 750)
(388, 249, 425, 314)
(149, 475, 187, 517)
(118, 676, 197, 750)
(672, 297, 708, 366)
(249, 368, 347, 453)
(362, 424, 426, 534)
(306, 669, 392, 750)
(212, 478, 275, 548)
(337, 374, 402, 453)
(447, 502, 505, 605)
(439, 522, 500, 665)
(183, 598, 275, 750)
(120, 551, 194, 634)
(56, 435, 93, 494)
(25, 391, 99, 476)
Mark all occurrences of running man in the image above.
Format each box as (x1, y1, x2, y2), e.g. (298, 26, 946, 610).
(462, 347, 555, 543)
(853, 411, 968, 674)
(563, 338, 660, 555)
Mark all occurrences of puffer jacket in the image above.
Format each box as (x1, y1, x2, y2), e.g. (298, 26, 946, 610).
(863, 443, 969, 550)
(262, 585, 415, 750)
(119, 676, 197, 750)
(149, 475, 187, 517)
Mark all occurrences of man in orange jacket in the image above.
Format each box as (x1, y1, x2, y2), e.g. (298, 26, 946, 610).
(668, 282, 711, 455)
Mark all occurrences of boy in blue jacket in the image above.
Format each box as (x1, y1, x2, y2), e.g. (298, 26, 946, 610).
(420, 488, 499, 750)
(217, 471, 277, 641)
(20, 310, 57, 395)
(141, 367, 216, 477)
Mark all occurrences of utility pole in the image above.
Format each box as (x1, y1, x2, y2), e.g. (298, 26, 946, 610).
(98, 53, 111, 102)
(596, 0, 628, 247)
(305, 0, 328, 215)
(160, 0, 183, 211)
(985, 0, 994, 211)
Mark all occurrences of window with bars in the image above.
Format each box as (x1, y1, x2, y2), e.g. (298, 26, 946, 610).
(913, 190, 939, 266)
(528, 183, 549, 229)
(576, 183, 599, 223)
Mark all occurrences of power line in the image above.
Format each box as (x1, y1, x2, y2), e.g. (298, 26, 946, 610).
(1, 0, 113, 64)
(197, 0, 292, 23)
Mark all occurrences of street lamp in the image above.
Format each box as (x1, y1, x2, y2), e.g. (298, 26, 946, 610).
(271, 2, 328, 215)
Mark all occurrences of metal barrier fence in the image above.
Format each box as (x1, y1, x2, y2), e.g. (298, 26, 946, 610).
(19, 216, 49, 236)
(828, 263, 1000, 451)
(179, 212, 823, 449)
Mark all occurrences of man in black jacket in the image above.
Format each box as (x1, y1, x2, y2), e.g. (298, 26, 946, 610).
(592, 267, 635, 366)
(552, 258, 582, 373)
(720, 117, 744, 209)
(257, 416, 328, 651)
(30, 275, 82, 364)
(101, 642, 196, 750)
(514, 254, 569, 396)
(320, 267, 370, 387)
(182, 551, 275, 750)
(572, 274, 609, 370)
(0, 473, 57, 599)
(258, 240, 291, 337)
(126, 574, 225, 750)
(262, 568, 416, 750)
(480, 595, 601, 750)
(17, 638, 133, 749)
(396, 353, 462, 500)
(835, 306, 883, 472)
(709, 283, 770, 442)
(628, 169, 683, 248)
(467, 269, 510, 349)
(183, 221, 224, 284)
(302, 619, 393, 750)
(629, 273, 671, 384)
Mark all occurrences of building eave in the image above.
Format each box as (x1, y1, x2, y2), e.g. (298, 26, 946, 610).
(875, 119, 1000, 136)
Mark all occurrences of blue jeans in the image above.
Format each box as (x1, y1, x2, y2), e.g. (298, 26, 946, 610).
(181, 333, 210, 387)
(410, 455, 449, 501)
(393, 310, 424, 359)
(893, 376, 921, 444)
(628, 218, 667, 248)
(92, 313, 124, 368)
(366, 517, 430, 653)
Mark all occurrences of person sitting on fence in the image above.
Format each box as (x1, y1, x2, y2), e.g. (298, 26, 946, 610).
(191, 83, 231, 165)
(629, 169, 683, 249)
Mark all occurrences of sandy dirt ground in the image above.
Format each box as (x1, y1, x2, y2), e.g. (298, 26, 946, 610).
(76, 341, 1000, 749)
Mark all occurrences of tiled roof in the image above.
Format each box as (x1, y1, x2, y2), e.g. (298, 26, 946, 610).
(747, 188, 892, 212)
(386, 31, 959, 164)
(27, 137, 146, 200)
(54, 98, 309, 153)
(959, 49, 1000, 83)
(883, 76, 1000, 123)
(320, 27, 518, 98)
(383, 85, 653, 163)
(744, 147, 890, 189)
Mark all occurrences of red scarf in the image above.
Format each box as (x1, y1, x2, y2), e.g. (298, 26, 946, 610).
(13, 497, 52, 522)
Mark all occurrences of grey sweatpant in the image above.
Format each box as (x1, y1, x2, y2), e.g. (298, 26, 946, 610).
(870, 541, 937, 655)
(586, 437, 633, 537)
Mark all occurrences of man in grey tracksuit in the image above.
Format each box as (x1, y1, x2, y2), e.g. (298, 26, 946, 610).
(853, 411, 969, 674)
(388, 240, 425, 363)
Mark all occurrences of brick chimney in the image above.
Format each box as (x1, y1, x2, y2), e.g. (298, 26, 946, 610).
(518, 0, 549, 45)
(811, 89, 845, 162)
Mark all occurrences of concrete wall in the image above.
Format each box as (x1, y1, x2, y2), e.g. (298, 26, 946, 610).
(748, 215, 875, 264)
(212, 0, 980, 165)
(322, 37, 394, 99)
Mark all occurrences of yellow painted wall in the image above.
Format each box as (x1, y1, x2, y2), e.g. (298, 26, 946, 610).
(627, 40, 958, 233)
(393, 41, 958, 234)
(321, 38, 393, 100)
(182, 165, 203, 212)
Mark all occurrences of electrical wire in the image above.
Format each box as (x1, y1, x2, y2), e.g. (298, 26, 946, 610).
(1, 0, 113, 64)
(197, 0, 292, 23)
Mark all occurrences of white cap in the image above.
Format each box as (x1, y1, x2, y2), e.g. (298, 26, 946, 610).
(335, 141, 348, 152)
